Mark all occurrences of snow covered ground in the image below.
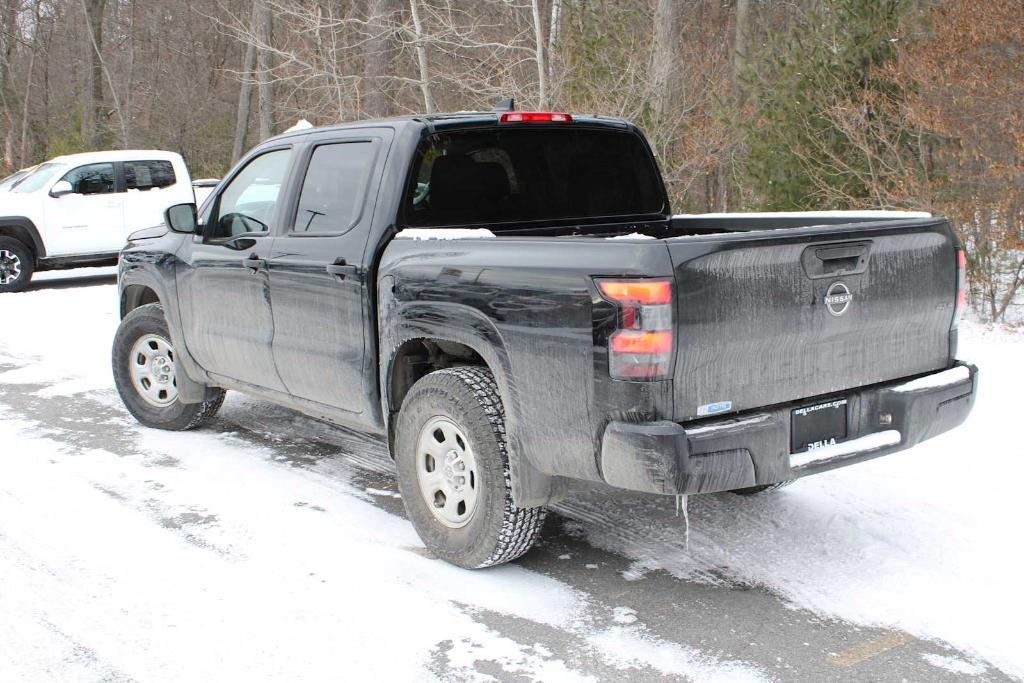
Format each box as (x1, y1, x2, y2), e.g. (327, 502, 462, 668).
(1, 269, 1021, 681)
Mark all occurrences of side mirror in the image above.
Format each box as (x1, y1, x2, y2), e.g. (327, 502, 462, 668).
(165, 202, 199, 234)
(49, 180, 73, 198)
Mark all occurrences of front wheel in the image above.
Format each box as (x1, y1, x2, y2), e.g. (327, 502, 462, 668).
(0, 236, 34, 293)
(395, 366, 546, 568)
(112, 303, 225, 430)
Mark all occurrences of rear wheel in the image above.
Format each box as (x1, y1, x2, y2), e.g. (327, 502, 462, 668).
(112, 303, 225, 430)
(395, 366, 546, 568)
(0, 237, 34, 293)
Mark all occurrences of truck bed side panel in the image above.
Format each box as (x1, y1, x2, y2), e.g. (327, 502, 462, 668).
(378, 237, 675, 486)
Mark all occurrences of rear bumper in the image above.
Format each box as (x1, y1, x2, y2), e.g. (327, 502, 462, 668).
(599, 362, 978, 495)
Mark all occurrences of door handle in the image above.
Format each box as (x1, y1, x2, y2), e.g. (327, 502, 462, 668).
(815, 245, 867, 262)
(242, 254, 267, 272)
(325, 259, 357, 280)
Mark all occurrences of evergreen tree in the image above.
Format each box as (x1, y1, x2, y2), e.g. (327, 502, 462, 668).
(742, 0, 911, 209)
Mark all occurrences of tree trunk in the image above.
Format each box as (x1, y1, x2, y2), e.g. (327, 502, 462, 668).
(650, 0, 680, 120)
(231, 4, 258, 163)
(362, 0, 398, 118)
(408, 0, 434, 113)
(255, 0, 274, 140)
(0, 0, 17, 105)
(546, 0, 562, 102)
(19, 4, 38, 167)
(733, 0, 750, 100)
(80, 0, 107, 147)
(530, 0, 547, 109)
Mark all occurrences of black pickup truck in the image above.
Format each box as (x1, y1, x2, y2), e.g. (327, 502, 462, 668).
(113, 110, 977, 568)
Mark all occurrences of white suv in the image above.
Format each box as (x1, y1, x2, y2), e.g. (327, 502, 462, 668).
(0, 150, 195, 292)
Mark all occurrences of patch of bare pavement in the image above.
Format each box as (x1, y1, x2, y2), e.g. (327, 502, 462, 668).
(0, 370, 1010, 682)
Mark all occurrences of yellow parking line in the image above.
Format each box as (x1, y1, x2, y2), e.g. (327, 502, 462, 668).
(830, 631, 914, 667)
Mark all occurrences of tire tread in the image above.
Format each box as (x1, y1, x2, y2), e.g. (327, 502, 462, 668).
(413, 366, 546, 568)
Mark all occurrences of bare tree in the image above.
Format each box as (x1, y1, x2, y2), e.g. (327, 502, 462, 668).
(19, 1, 41, 166)
(408, 0, 435, 113)
(363, 0, 399, 118)
(529, 0, 546, 108)
(650, 0, 679, 120)
(231, 2, 258, 162)
(255, 0, 274, 139)
(80, 0, 107, 146)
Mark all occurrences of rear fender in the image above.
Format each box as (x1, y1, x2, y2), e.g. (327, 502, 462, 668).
(379, 292, 564, 507)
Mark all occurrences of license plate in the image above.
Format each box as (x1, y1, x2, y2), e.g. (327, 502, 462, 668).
(791, 398, 848, 453)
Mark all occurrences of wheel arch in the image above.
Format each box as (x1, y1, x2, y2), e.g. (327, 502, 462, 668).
(117, 273, 215, 406)
(0, 216, 45, 260)
(120, 284, 161, 318)
(380, 302, 562, 507)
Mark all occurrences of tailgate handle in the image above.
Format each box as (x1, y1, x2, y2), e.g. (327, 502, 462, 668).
(816, 245, 866, 261)
(815, 244, 867, 274)
(801, 241, 872, 279)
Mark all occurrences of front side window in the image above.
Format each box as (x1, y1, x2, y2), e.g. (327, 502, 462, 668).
(209, 148, 292, 240)
(293, 141, 377, 234)
(126, 160, 176, 190)
(59, 163, 115, 195)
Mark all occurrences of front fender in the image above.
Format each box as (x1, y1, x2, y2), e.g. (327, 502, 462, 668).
(0, 215, 45, 257)
(119, 249, 214, 404)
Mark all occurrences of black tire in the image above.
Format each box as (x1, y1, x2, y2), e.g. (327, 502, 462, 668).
(0, 236, 34, 293)
(731, 480, 795, 496)
(112, 303, 225, 431)
(395, 366, 546, 568)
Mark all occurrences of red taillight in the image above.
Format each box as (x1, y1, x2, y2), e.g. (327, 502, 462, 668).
(610, 331, 674, 355)
(598, 280, 672, 305)
(953, 249, 967, 328)
(597, 278, 674, 381)
(499, 112, 573, 123)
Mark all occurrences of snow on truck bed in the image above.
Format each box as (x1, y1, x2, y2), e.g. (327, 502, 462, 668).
(0, 274, 1021, 680)
(674, 210, 933, 219)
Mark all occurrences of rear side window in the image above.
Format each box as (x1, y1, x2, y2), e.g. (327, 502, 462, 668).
(403, 127, 666, 227)
(293, 141, 377, 234)
(60, 163, 115, 195)
(125, 160, 176, 190)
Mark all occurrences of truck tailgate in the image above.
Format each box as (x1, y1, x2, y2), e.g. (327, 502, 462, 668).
(668, 218, 958, 421)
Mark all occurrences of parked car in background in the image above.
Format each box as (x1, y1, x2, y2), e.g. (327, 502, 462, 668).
(0, 150, 198, 292)
(192, 178, 219, 208)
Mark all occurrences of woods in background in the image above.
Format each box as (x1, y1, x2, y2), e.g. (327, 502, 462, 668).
(0, 0, 1019, 320)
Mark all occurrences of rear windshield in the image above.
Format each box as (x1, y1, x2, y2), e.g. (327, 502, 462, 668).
(403, 126, 666, 227)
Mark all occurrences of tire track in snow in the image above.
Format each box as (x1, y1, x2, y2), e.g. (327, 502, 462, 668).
(0, 357, 1009, 681)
